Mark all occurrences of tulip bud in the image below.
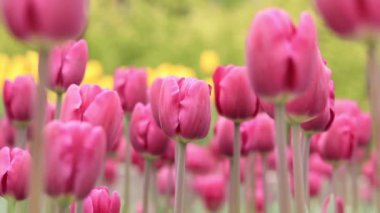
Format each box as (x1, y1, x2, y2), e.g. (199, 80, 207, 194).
(215, 117, 247, 157)
(156, 166, 175, 196)
(192, 174, 226, 211)
(309, 153, 333, 179)
(246, 9, 318, 102)
(151, 77, 211, 140)
(83, 187, 121, 213)
(2, 0, 88, 41)
(130, 103, 170, 157)
(309, 172, 322, 197)
(213, 65, 259, 120)
(186, 144, 216, 175)
(150, 78, 163, 126)
(0, 147, 31, 200)
(44, 121, 106, 200)
(48, 40, 88, 92)
(3, 75, 36, 123)
(103, 160, 118, 186)
(242, 113, 275, 154)
(114, 68, 148, 113)
(356, 112, 371, 147)
(318, 114, 356, 161)
(316, 0, 380, 37)
(61, 84, 123, 151)
(322, 195, 345, 213)
(0, 118, 16, 148)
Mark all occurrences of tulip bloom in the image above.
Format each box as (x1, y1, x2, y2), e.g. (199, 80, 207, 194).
(318, 114, 357, 161)
(3, 75, 36, 123)
(242, 113, 275, 154)
(246, 9, 318, 102)
(151, 77, 211, 140)
(186, 144, 216, 175)
(214, 117, 247, 157)
(156, 166, 176, 196)
(61, 84, 123, 151)
(213, 65, 259, 120)
(2, 0, 88, 40)
(356, 112, 372, 147)
(130, 103, 170, 156)
(44, 121, 106, 200)
(192, 174, 226, 211)
(83, 187, 121, 213)
(114, 68, 148, 113)
(0, 118, 16, 148)
(48, 40, 88, 92)
(316, 0, 380, 37)
(104, 160, 118, 186)
(0, 147, 31, 200)
(322, 195, 345, 213)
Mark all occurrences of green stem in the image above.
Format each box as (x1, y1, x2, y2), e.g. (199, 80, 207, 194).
(29, 46, 49, 213)
(165, 164, 173, 212)
(229, 122, 241, 213)
(143, 159, 152, 213)
(262, 155, 268, 213)
(302, 135, 311, 207)
(274, 104, 291, 213)
(16, 126, 27, 148)
(123, 114, 131, 213)
(75, 201, 83, 213)
(7, 198, 15, 213)
(55, 92, 63, 119)
(350, 161, 358, 213)
(291, 125, 306, 213)
(245, 153, 255, 213)
(174, 141, 187, 213)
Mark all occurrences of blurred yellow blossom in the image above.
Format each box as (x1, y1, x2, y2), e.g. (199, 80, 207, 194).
(83, 60, 105, 84)
(200, 50, 220, 75)
(147, 63, 196, 85)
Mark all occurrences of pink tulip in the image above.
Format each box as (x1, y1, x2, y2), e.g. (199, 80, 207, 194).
(3, 75, 36, 123)
(83, 187, 121, 213)
(0, 147, 31, 200)
(356, 112, 371, 147)
(267, 147, 293, 171)
(309, 171, 322, 197)
(316, 0, 380, 37)
(242, 113, 275, 154)
(192, 174, 226, 211)
(363, 154, 378, 187)
(0, 118, 15, 148)
(103, 160, 118, 186)
(246, 9, 318, 101)
(61, 84, 123, 151)
(254, 187, 265, 213)
(2, 0, 88, 40)
(215, 117, 247, 157)
(186, 144, 216, 175)
(114, 68, 148, 113)
(150, 78, 163, 125)
(130, 103, 169, 157)
(309, 153, 333, 179)
(156, 166, 175, 196)
(48, 40, 88, 92)
(213, 65, 259, 120)
(334, 99, 361, 117)
(322, 195, 345, 213)
(161, 140, 176, 164)
(318, 114, 356, 161)
(44, 121, 106, 200)
(151, 77, 211, 139)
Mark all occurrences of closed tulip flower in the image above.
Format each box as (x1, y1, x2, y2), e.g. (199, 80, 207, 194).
(3, 75, 36, 123)
(130, 103, 170, 157)
(186, 144, 216, 175)
(44, 121, 106, 200)
(150, 78, 163, 125)
(83, 187, 121, 213)
(2, 0, 88, 40)
(103, 160, 118, 186)
(152, 77, 211, 140)
(0, 147, 31, 200)
(316, 0, 380, 37)
(0, 118, 16, 148)
(215, 117, 247, 157)
(114, 68, 148, 113)
(246, 9, 318, 102)
(309, 172, 322, 197)
(318, 114, 356, 161)
(213, 65, 259, 120)
(356, 112, 372, 147)
(48, 40, 88, 92)
(242, 113, 275, 154)
(309, 153, 333, 179)
(156, 166, 175, 196)
(192, 174, 226, 211)
(61, 84, 123, 151)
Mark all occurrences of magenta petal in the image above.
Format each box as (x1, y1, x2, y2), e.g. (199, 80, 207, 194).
(159, 77, 181, 137)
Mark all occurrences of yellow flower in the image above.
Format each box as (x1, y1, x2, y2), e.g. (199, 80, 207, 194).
(83, 60, 104, 85)
(147, 63, 196, 85)
(200, 50, 220, 75)
(96, 75, 114, 89)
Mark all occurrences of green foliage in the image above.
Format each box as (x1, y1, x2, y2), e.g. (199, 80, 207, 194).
(0, 0, 368, 108)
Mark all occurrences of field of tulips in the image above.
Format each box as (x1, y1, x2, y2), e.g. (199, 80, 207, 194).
(0, 0, 380, 213)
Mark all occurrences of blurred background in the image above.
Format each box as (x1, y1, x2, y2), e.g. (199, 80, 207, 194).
(0, 0, 368, 108)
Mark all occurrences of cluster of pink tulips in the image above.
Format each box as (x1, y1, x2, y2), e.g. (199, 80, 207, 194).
(1, 0, 380, 213)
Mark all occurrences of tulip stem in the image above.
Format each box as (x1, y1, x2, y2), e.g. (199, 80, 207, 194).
(16, 125, 27, 148)
(262, 154, 268, 213)
(291, 125, 307, 213)
(6, 198, 15, 213)
(228, 122, 241, 213)
(302, 135, 311, 207)
(246, 153, 256, 213)
(55, 92, 63, 119)
(29, 45, 49, 213)
(274, 104, 291, 213)
(76, 201, 83, 213)
(143, 159, 152, 213)
(165, 164, 173, 212)
(366, 40, 380, 213)
(350, 161, 358, 213)
(174, 141, 187, 213)
(123, 114, 131, 213)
